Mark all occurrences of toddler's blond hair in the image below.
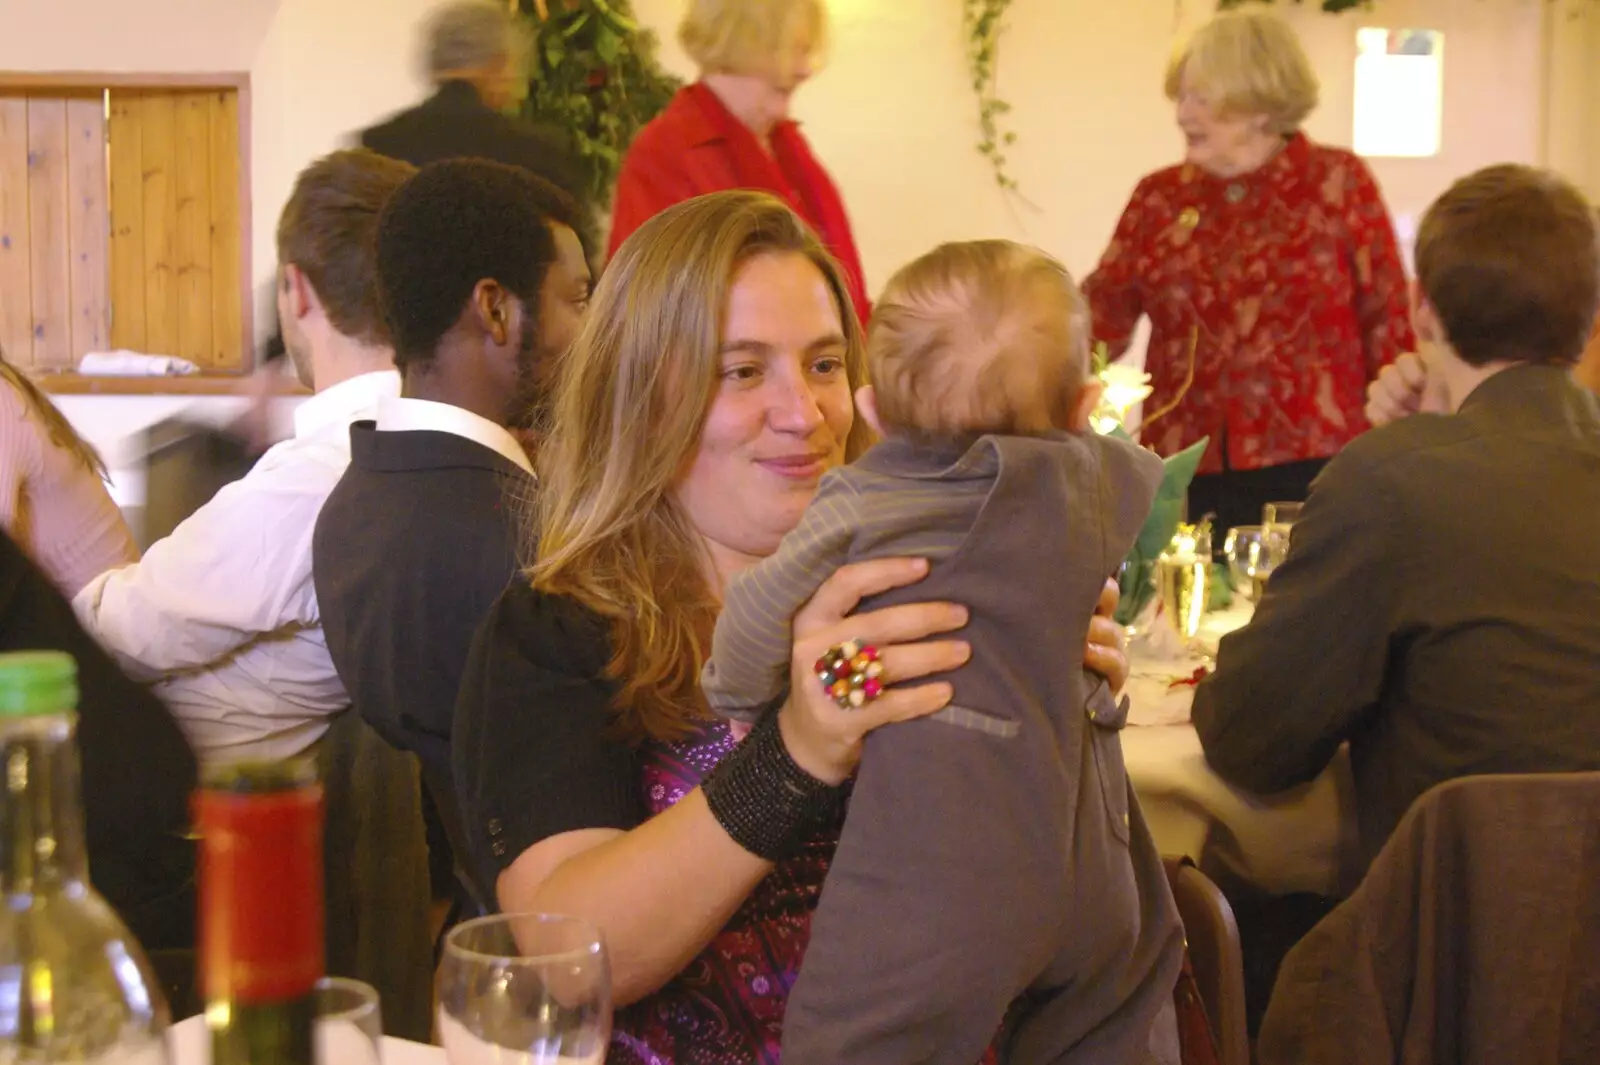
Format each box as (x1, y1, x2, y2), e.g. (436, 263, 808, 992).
(868, 239, 1090, 442)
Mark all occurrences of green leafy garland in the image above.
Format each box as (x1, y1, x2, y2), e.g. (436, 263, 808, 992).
(963, 0, 1018, 192)
(516, 0, 682, 205)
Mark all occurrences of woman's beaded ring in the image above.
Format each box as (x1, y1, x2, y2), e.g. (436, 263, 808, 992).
(813, 639, 885, 710)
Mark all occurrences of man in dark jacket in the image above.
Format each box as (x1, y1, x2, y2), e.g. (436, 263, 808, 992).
(358, 0, 588, 215)
(257, 2, 590, 374)
(314, 160, 590, 909)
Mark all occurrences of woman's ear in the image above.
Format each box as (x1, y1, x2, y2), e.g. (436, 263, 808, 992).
(854, 384, 886, 437)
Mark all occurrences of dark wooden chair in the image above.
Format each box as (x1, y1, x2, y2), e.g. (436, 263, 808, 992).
(1165, 857, 1250, 1065)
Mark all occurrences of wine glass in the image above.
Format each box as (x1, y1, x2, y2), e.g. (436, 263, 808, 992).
(316, 977, 382, 1065)
(1262, 501, 1303, 529)
(1224, 525, 1272, 601)
(438, 914, 612, 1064)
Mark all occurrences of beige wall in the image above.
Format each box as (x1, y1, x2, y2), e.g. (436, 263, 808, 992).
(0, 0, 282, 72)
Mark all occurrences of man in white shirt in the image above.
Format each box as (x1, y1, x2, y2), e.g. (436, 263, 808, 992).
(75, 149, 417, 763)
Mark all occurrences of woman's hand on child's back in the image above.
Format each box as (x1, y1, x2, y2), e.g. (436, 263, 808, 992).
(1086, 578, 1130, 695)
(778, 558, 970, 786)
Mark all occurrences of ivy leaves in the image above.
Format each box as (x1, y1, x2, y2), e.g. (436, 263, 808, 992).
(518, 0, 682, 204)
(964, 0, 1019, 193)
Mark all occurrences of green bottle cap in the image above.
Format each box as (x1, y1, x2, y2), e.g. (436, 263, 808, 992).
(0, 651, 78, 717)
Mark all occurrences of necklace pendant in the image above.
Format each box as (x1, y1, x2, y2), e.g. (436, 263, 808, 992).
(1225, 183, 1247, 205)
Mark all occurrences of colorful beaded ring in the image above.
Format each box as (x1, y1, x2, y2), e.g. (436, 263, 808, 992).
(813, 639, 885, 710)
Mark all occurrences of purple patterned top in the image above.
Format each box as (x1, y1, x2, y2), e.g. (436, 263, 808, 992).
(608, 721, 842, 1064)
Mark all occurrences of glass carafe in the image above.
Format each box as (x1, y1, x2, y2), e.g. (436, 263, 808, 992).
(0, 651, 170, 1063)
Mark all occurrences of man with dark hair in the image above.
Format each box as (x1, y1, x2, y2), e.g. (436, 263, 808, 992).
(1194, 162, 1600, 1029)
(314, 158, 590, 907)
(1197, 161, 1600, 856)
(75, 149, 414, 762)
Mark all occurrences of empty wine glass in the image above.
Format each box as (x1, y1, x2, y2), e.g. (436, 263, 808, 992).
(438, 914, 611, 1065)
(1262, 501, 1303, 529)
(1224, 525, 1272, 601)
(316, 977, 382, 1065)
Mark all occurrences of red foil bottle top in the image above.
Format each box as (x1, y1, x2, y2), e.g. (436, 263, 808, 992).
(196, 777, 325, 1003)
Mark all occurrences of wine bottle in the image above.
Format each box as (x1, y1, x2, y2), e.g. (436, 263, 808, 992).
(0, 650, 172, 1063)
(197, 758, 325, 1065)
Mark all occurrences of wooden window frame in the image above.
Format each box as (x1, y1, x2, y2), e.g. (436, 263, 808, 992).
(0, 71, 254, 395)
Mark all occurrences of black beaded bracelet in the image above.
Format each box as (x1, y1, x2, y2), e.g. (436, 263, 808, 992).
(703, 709, 844, 862)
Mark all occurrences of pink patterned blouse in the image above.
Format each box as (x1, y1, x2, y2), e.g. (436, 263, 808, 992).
(0, 379, 138, 598)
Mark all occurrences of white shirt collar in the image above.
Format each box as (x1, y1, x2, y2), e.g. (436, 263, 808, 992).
(374, 396, 534, 475)
(294, 370, 401, 440)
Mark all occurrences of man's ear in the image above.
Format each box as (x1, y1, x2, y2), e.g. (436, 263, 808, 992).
(1067, 378, 1104, 433)
(473, 279, 512, 347)
(854, 384, 885, 437)
(281, 265, 316, 322)
(1411, 283, 1443, 347)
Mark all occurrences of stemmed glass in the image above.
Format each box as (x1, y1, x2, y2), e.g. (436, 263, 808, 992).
(315, 977, 383, 1065)
(437, 914, 612, 1064)
(1224, 525, 1274, 601)
(1262, 501, 1303, 528)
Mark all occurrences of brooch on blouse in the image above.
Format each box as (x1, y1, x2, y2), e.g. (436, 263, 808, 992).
(1178, 206, 1200, 230)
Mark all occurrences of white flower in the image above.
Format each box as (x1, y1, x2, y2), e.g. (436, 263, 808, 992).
(1091, 363, 1153, 434)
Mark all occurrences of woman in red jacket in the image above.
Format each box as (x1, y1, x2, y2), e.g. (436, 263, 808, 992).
(1085, 9, 1415, 540)
(609, 0, 871, 321)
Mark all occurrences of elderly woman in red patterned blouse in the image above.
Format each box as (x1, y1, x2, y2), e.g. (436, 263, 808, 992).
(1086, 9, 1415, 540)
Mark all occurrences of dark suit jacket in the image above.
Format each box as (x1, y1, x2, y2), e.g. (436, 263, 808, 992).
(313, 424, 529, 826)
(258, 82, 590, 369)
(0, 529, 196, 949)
(1194, 364, 1600, 867)
(358, 79, 587, 208)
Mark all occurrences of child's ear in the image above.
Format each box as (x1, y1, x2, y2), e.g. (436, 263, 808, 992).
(854, 384, 886, 437)
(1067, 379, 1104, 433)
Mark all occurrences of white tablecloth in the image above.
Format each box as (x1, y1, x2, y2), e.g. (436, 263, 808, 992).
(1122, 600, 1359, 897)
(168, 1014, 444, 1064)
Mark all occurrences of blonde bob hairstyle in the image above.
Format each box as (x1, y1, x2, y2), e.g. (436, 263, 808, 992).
(678, 0, 827, 81)
(1165, 9, 1319, 135)
(532, 189, 870, 745)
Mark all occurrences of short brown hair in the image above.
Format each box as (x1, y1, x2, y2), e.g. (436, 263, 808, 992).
(868, 240, 1089, 442)
(276, 149, 415, 346)
(1415, 164, 1600, 368)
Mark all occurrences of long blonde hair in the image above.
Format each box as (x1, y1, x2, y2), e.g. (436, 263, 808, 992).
(532, 190, 871, 744)
(0, 348, 109, 481)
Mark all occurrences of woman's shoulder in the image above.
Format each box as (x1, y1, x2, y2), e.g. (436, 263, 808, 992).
(624, 87, 707, 156)
(1295, 137, 1383, 191)
(480, 580, 614, 680)
(1129, 160, 1195, 198)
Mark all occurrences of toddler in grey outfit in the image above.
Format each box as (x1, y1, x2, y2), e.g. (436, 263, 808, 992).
(702, 241, 1183, 1064)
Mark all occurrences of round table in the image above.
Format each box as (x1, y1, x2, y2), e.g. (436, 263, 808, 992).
(1121, 601, 1359, 897)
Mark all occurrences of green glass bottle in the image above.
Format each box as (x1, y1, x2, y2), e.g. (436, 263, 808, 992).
(197, 758, 324, 1065)
(0, 650, 171, 1062)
